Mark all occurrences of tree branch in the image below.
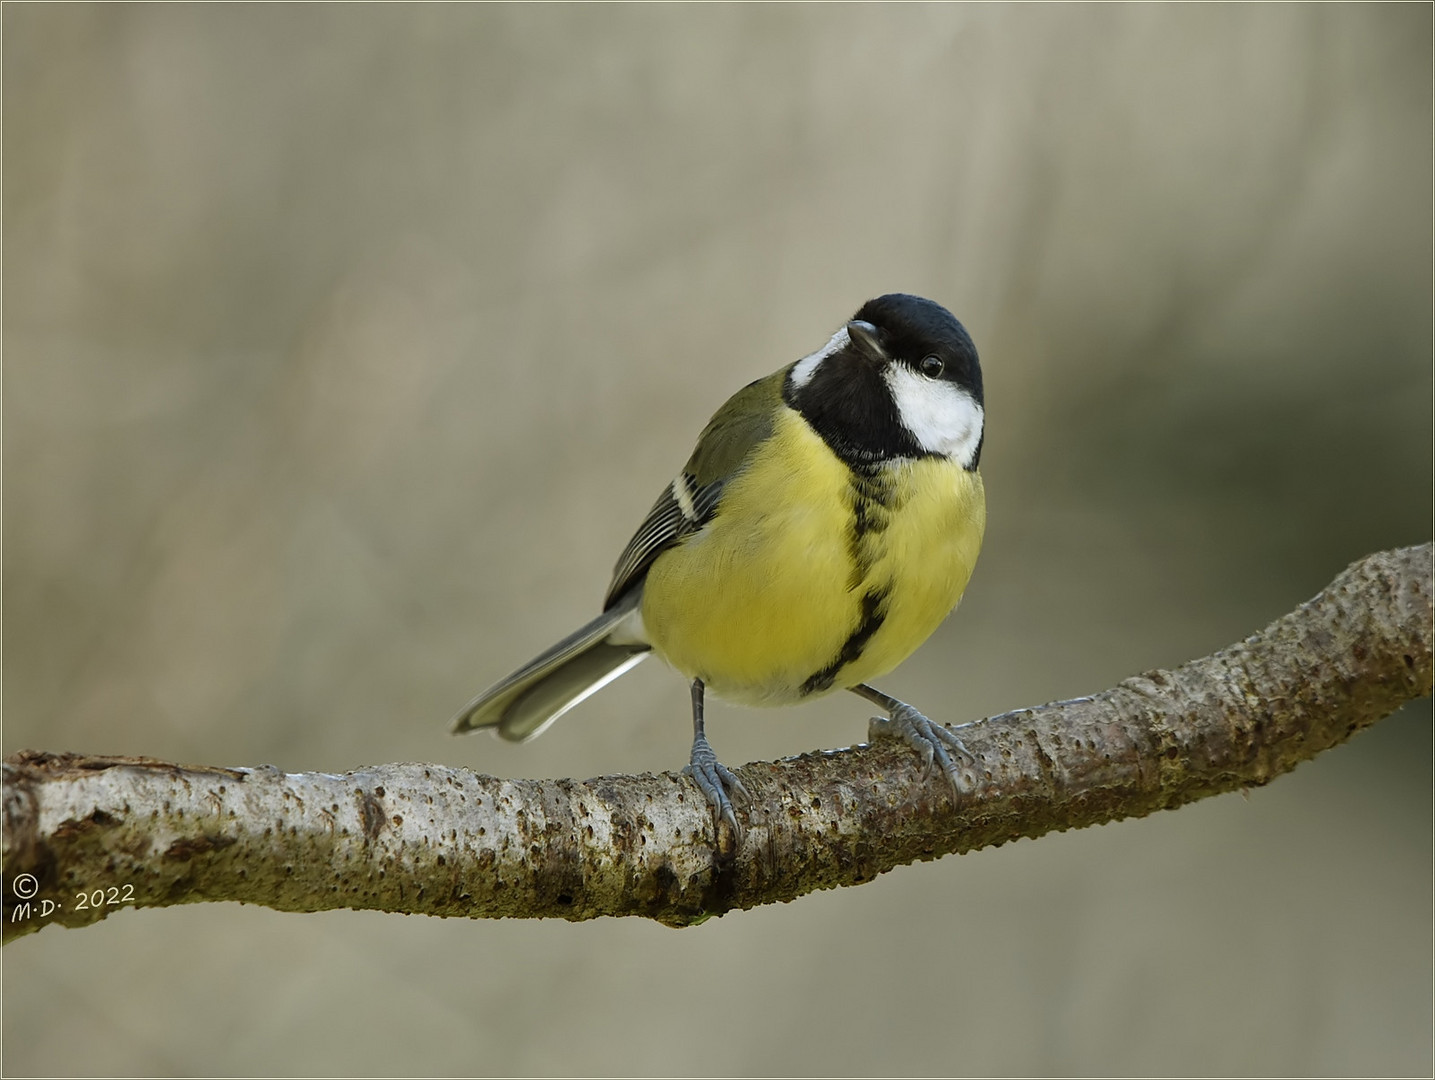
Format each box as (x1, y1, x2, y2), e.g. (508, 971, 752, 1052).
(4, 544, 1429, 942)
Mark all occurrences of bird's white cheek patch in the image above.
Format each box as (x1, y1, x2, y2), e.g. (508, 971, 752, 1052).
(789, 327, 851, 389)
(883, 366, 984, 468)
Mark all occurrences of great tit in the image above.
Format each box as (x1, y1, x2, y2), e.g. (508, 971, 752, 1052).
(452, 293, 986, 834)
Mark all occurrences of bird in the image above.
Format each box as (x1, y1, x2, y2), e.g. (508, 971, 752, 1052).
(451, 293, 986, 836)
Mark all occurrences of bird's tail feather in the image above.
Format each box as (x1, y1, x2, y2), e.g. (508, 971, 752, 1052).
(450, 590, 650, 742)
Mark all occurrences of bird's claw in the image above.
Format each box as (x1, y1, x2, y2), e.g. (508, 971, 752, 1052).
(868, 702, 976, 797)
(684, 732, 748, 839)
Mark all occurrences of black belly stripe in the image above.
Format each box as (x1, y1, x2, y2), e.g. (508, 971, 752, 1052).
(846, 465, 896, 592)
(801, 586, 890, 696)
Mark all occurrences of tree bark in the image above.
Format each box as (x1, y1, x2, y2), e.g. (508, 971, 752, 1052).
(4, 544, 1430, 942)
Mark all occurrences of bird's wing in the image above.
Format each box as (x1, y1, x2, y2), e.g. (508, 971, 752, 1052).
(603, 471, 725, 609)
(602, 367, 788, 610)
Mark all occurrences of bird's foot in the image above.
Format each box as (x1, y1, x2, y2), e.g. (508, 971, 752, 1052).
(683, 731, 748, 839)
(868, 701, 976, 797)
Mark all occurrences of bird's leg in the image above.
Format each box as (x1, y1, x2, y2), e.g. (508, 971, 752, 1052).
(852, 682, 975, 796)
(681, 677, 748, 837)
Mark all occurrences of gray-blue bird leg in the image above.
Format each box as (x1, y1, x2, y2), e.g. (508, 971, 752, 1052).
(682, 678, 748, 837)
(852, 682, 975, 796)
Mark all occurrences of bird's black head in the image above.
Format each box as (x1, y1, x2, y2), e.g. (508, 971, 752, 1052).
(784, 293, 984, 470)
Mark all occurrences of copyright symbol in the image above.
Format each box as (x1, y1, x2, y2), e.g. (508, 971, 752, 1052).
(12, 873, 39, 899)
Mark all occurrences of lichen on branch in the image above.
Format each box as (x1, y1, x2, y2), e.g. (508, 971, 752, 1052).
(4, 544, 1430, 943)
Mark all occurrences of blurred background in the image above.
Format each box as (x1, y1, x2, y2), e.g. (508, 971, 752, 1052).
(4, 4, 1430, 1075)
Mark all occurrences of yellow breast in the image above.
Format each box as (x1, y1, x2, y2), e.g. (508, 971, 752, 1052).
(640, 407, 985, 705)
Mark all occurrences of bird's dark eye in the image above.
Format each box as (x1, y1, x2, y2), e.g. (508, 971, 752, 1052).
(919, 355, 945, 378)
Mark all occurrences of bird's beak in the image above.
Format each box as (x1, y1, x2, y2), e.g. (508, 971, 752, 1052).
(846, 319, 887, 364)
